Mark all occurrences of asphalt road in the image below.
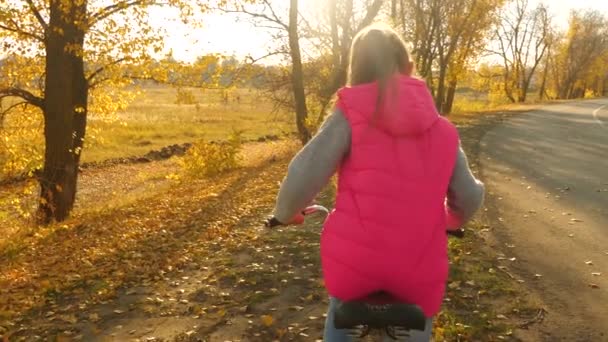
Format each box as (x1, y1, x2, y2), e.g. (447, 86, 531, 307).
(480, 99, 608, 341)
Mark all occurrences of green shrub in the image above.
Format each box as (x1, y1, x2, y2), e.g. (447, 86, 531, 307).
(179, 132, 242, 177)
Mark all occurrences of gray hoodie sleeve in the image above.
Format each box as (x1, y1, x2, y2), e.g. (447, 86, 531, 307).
(446, 145, 485, 228)
(272, 110, 351, 223)
(272, 110, 484, 227)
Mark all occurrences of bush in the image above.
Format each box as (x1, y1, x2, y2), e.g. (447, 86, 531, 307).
(179, 132, 242, 177)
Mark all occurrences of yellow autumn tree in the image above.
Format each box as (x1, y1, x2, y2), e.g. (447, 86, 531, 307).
(550, 10, 608, 99)
(0, 0, 209, 223)
(395, 0, 506, 114)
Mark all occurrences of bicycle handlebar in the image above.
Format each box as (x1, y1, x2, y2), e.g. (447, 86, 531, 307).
(265, 205, 465, 238)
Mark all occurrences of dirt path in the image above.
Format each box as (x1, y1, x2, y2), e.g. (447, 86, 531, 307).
(480, 99, 608, 341)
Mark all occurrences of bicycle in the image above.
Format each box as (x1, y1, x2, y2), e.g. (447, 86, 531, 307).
(265, 205, 464, 341)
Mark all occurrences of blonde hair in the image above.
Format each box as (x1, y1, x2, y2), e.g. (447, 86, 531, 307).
(347, 23, 411, 114)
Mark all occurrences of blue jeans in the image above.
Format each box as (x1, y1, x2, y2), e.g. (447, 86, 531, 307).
(323, 297, 434, 342)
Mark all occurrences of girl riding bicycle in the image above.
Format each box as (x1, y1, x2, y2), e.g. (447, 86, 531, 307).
(271, 23, 485, 341)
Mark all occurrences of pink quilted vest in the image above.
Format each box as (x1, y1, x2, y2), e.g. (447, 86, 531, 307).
(321, 75, 459, 317)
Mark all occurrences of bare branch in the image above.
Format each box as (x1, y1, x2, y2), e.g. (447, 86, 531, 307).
(0, 87, 44, 109)
(216, 3, 288, 30)
(24, 0, 48, 31)
(245, 50, 288, 64)
(263, 0, 287, 29)
(356, 0, 385, 32)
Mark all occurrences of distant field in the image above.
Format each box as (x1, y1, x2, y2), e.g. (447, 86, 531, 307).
(84, 86, 293, 163)
(2, 84, 510, 174)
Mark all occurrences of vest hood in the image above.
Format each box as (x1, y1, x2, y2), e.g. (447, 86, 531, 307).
(337, 75, 440, 136)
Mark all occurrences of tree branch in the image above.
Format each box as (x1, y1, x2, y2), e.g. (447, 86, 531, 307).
(217, 4, 288, 30)
(86, 57, 128, 84)
(263, 0, 287, 29)
(356, 0, 385, 32)
(0, 20, 44, 42)
(24, 0, 48, 31)
(0, 87, 44, 109)
(0, 101, 29, 123)
(88, 0, 156, 27)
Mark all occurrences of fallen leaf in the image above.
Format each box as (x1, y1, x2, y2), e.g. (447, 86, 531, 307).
(496, 314, 508, 319)
(276, 328, 287, 338)
(113, 309, 124, 314)
(448, 281, 461, 289)
(88, 313, 100, 322)
(59, 314, 78, 324)
(261, 314, 274, 327)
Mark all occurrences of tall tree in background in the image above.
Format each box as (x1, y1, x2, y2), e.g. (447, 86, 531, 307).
(552, 10, 608, 99)
(288, 0, 309, 143)
(311, 0, 383, 123)
(218, 0, 310, 143)
(395, 0, 505, 114)
(0, 0, 202, 223)
(491, 0, 551, 103)
(219, 0, 384, 141)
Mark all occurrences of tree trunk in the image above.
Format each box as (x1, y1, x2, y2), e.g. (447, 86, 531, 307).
(70, 28, 88, 209)
(288, 0, 310, 144)
(38, 0, 88, 224)
(504, 81, 516, 103)
(517, 84, 527, 102)
(444, 79, 457, 115)
(329, 0, 340, 70)
(538, 63, 548, 101)
(435, 60, 447, 113)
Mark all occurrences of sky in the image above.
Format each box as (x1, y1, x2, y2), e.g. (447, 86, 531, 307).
(1, 1, 606, 63)
(152, 0, 608, 64)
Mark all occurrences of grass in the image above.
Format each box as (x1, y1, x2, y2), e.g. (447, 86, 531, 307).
(83, 86, 293, 162)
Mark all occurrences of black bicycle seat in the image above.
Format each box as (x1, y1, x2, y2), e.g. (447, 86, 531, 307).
(333, 292, 426, 331)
